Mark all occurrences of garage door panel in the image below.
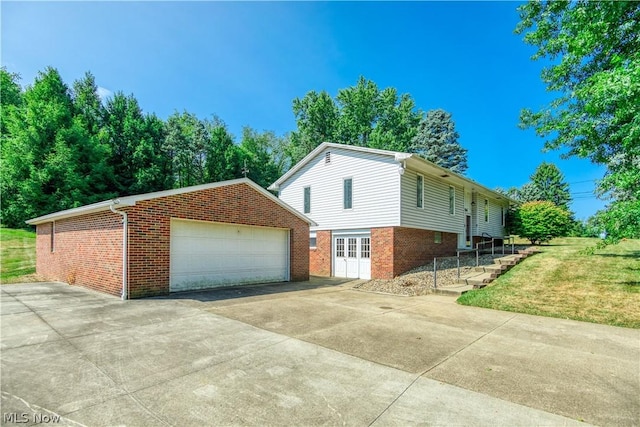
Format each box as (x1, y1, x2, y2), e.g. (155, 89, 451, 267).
(170, 220, 288, 292)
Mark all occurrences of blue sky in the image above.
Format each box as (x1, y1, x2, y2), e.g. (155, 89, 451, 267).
(2, 1, 606, 220)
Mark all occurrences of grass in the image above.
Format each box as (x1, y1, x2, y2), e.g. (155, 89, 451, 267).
(1, 228, 43, 284)
(458, 237, 640, 328)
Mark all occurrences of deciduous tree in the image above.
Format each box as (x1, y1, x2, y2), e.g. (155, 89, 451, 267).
(516, 0, 640, 239)
(515, 201, 572, 244)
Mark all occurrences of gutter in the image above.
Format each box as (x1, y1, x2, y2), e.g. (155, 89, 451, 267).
(110, 200, 128, 301)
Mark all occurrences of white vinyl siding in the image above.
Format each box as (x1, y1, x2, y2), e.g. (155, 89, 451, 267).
(278, 147, 401, 230)
(400, 169, 464, 233)
(475, 194, 508, 237)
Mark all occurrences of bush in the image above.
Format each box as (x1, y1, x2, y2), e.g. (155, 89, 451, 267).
(514, 201, 572, 244)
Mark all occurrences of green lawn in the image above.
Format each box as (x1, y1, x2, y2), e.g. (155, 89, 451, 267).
(1, 228, 40, 283)
(458, 237, 640, 328)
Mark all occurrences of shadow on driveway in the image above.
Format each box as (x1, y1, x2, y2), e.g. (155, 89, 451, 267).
(151, 276, 356, 303)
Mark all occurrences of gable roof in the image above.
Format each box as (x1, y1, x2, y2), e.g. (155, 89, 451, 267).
(26, 178, 316, 226)
(269, 142, 516, 203)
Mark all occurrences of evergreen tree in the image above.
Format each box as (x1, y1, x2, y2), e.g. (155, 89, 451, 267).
(409, 109, 468, 174)
(529, 162, 571, 209)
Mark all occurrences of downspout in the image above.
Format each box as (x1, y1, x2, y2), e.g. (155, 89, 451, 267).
(110, 201, 128, 300)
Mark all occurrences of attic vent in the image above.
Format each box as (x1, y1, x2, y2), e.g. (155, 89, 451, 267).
(440, 174, 450, 178)
(325, 152, 331, 164)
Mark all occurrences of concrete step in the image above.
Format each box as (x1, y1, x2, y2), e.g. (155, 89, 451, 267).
(433, 284, 473, 296)
(437, 247, 541, 297)
(474, 264, 509, 274)
(455, 271, 496, 286)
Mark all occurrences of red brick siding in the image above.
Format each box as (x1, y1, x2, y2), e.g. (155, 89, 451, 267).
(125, 182, 309, 298)
(371, 228, 394, 279)
(35, 212, 124, 297)
(309, 230, 332, 276)
(392, 227, 457, 277)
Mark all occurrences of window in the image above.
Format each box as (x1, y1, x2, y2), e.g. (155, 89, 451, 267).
(50, 221, 55, 252)
(449, 186, 455, 215)
(484, 199, 489, 222)
(303, 186, 311, 214)
(343, 178, 353, 209)
(325, 151, 331, 164)
(336, 238, 345, 257)
(361, 237, 371, 258)
(347, 238, 357, 258)
(416, 175, 424, 208)
(434, 231, 442, 244)
(501, 207, 505, 226)
(310, 232, 317, 248)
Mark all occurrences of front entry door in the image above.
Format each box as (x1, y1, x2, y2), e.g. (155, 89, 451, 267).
(334, 234, 371, 279)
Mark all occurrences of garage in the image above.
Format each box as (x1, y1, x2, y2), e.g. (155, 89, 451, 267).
(170, 219, 289, 292)
(27, 178, 313, 299)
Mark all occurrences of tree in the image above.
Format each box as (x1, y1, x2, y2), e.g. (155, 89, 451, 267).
(204, 116, 240, 182)
(1, 67, 113, 227)
(409, 109, 468, 174)
(163, 111, 210, 188)
(289, 90, 339, 164)
(239, 127, 286, 189)
(1, 68, 22, 137)
(516, 1, 640, 239)
(368, 88, 420, 152)
(529, 162, 571, 209)
(287, 76, 422, 163)
(515, 201, 572, 244)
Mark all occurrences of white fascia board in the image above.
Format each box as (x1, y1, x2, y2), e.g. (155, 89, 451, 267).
(25, 199, 135, 225)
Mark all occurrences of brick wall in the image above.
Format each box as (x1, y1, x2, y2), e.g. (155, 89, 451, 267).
(125, 182, 309, 298)
(34, 182, 309, 299)
(392, 227, 457, 277)
(35, 212, 124, 297)
(309, 230, 332, 276)
(370, 226, 457, 279)
(371, 227, 394, 279)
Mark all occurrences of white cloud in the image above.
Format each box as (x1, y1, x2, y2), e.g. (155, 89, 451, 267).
(96, 86, 113, 101)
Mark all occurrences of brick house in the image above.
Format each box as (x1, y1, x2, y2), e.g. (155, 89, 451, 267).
(269, 143, 513, 280)
(26, 178, 313, 299)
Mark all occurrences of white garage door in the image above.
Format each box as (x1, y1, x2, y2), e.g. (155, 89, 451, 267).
(170, 219, 289, 292)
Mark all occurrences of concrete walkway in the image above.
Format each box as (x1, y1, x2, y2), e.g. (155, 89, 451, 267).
(1, 280, 638, 426)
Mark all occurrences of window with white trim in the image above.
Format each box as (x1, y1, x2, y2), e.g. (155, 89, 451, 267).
(501, 206, 505, 226)
(303, 186, 311, 214)
(435, 231, 442, 244)
(343, 178, 353, 209)
(336, 238, 345, 257)
(416, 174, 424, 208)
(347, 238, 357, 258)
(310, 232, 317, 248)
(361, 237, 371, 258)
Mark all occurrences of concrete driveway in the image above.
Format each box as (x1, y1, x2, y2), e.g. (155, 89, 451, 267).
(1, 280, 638, 426)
